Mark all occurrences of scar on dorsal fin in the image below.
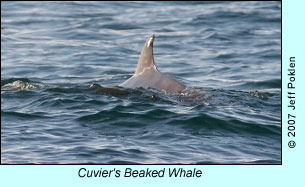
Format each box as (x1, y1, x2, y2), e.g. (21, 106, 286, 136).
(135, 34, 158, 75)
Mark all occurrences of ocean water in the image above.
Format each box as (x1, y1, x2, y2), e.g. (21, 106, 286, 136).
(1, 1, 281, 164)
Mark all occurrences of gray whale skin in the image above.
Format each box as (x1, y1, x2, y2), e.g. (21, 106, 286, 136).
(119, 35, 186, 93)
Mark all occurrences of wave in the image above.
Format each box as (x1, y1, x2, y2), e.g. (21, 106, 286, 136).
(77, 106, 280, 137)
(1, 80, 39, 91)
(1, 78, 32, 86)
(239, 79, 281, 90)
(1, 111, 50, 119)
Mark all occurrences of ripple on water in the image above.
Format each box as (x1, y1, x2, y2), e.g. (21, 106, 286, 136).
(1, 1, 281, 164)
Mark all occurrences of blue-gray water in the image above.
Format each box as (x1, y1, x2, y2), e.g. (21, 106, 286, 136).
(1, 1, 281, 164)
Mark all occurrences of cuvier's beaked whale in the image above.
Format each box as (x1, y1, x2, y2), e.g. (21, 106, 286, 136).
(119, 35, 186, 93)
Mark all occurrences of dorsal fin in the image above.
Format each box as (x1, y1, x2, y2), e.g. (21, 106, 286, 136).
(135, 34, 157, 75)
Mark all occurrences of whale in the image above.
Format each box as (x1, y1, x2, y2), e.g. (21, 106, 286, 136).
(119, 35, 186, 93)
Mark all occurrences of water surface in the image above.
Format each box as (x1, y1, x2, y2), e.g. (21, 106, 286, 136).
(1, 1, 281, 164)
